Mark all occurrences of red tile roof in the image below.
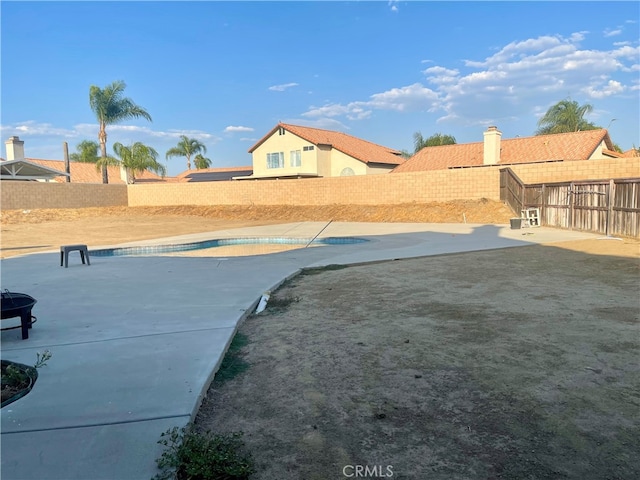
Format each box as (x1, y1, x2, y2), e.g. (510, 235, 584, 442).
(622, 148, 640, 158)
(249, 123, 405, 166)
(393, 129, 615, 173)
(27, 159, 168, 183)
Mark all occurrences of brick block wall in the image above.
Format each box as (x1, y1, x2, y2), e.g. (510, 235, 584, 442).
(127, 168, 500, 206)
(128, 158, 638, 207)
(0, 182, 128, 210)
(510, 157, 639, 184)
(2, 158, 637, 210)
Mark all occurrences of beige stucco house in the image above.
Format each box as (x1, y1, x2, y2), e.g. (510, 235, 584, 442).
(242, 123, 405, 179)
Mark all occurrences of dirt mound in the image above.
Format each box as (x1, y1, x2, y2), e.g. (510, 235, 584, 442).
(0, 200, 514, 225)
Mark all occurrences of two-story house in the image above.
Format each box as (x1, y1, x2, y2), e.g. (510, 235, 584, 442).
(242, 123, 405, 179)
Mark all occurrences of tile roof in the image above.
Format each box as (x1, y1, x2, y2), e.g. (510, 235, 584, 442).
(27, 159, 168, 183)
(622, 148, 640, 158)
(249, 123, 405, 166)
(393, 129, 615, 173)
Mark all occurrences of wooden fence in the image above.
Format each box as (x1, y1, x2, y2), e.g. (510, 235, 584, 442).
(500, 168, 640, 238)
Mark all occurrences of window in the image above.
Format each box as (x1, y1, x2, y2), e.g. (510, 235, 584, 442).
(290, 150, 301, 167)
(278, 127, 285, 136)
(266, 152, 284, 169)
(303, 145, 315, 151)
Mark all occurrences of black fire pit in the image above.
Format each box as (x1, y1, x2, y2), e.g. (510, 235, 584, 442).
(1, 291, 37, 340)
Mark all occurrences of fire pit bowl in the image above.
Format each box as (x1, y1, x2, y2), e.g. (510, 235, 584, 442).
(1, 291, 37, 340)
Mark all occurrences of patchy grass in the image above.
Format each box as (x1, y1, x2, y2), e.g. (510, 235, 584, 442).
(214, 333, 250, 385)
(301, 264, 350, 275)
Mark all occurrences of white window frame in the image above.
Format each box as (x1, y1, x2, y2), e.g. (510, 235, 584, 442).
(290, 149, 301, 167)
(266, 152, 284, 169)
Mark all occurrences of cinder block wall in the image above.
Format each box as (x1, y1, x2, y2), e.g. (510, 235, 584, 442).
(127, 168, 500, 206)
(128, 158, 638, 207)
(0, 182, 128, 210)
(510, 157, 639, 184)
(1, 157, 637, 210)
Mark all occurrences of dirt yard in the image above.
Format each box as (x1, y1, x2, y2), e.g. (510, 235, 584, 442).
(196, 244, 639, 480)
(2, 202, 639, 479)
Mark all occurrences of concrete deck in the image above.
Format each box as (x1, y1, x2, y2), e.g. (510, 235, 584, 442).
(0, 222, 605, 479)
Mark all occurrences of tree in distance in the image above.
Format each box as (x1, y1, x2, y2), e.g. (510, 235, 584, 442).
(89, 80, 152, 183)
(166, 136, 207, 171)
(536, 98, 599, 135)
(413, 132, 457, 153)
(69, 140, 100, 163)
(113, 142, 166, 184)
(193, 154, 212, 169)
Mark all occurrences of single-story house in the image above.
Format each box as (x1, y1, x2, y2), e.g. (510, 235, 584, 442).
(241, 123, 405, 179)
(393, 127, 627, 173)
(0, 158, 70, 181)
(28, 159, 169, 184)
(3, 135, 168, 184)
(1, 136, 70, 181)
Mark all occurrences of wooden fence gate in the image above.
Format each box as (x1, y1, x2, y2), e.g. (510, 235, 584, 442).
(500, 168, 640, 238)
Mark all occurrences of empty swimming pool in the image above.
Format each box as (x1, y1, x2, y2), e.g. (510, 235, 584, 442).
(89, 236, 369, 257)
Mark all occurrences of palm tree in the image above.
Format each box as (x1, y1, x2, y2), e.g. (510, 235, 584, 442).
(413, 132, 456, 153)
(536, 99, 598, 135)
(113, 142, 166, 184)
(165, 136, 207, 171)
(69, 140, 100, 163)
(70, 140, 119, 174)
(89, 80, 152, 183)
(193, 154, 212, 169)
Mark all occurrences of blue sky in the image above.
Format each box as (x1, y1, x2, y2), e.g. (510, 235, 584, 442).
(1, 1, 639, 176)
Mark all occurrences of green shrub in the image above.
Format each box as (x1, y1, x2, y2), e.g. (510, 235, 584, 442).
(154, 426, 254, 480)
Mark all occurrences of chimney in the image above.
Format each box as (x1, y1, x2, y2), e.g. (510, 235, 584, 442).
(5, 136, 25, 161)
(120, 165, 132, 184)
(483, 126, 502, 165)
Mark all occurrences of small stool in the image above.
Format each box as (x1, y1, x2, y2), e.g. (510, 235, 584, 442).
(60, 244, 90, 268)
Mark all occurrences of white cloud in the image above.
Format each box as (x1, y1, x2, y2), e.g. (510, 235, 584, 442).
(224, 125, 254, 133)
(303, 83, 438, 120)
(388, 1, 399, 13)
(298, 32, 637, 134)
(0, 120, 76, 137)
(368, 83, 439, 111)
(604, 28, 623, 37)
(283, 117, 350, 131)
(0, 121, 215, 141)
(107, 125, 215, 141)
(268, 82, 299, 92)
(428, 32, 638, 120)
(303, 103, 353, 118)
(570, 32, 587, 42)
(423, 66, 460, 84)
(583, 79, 625, 98)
